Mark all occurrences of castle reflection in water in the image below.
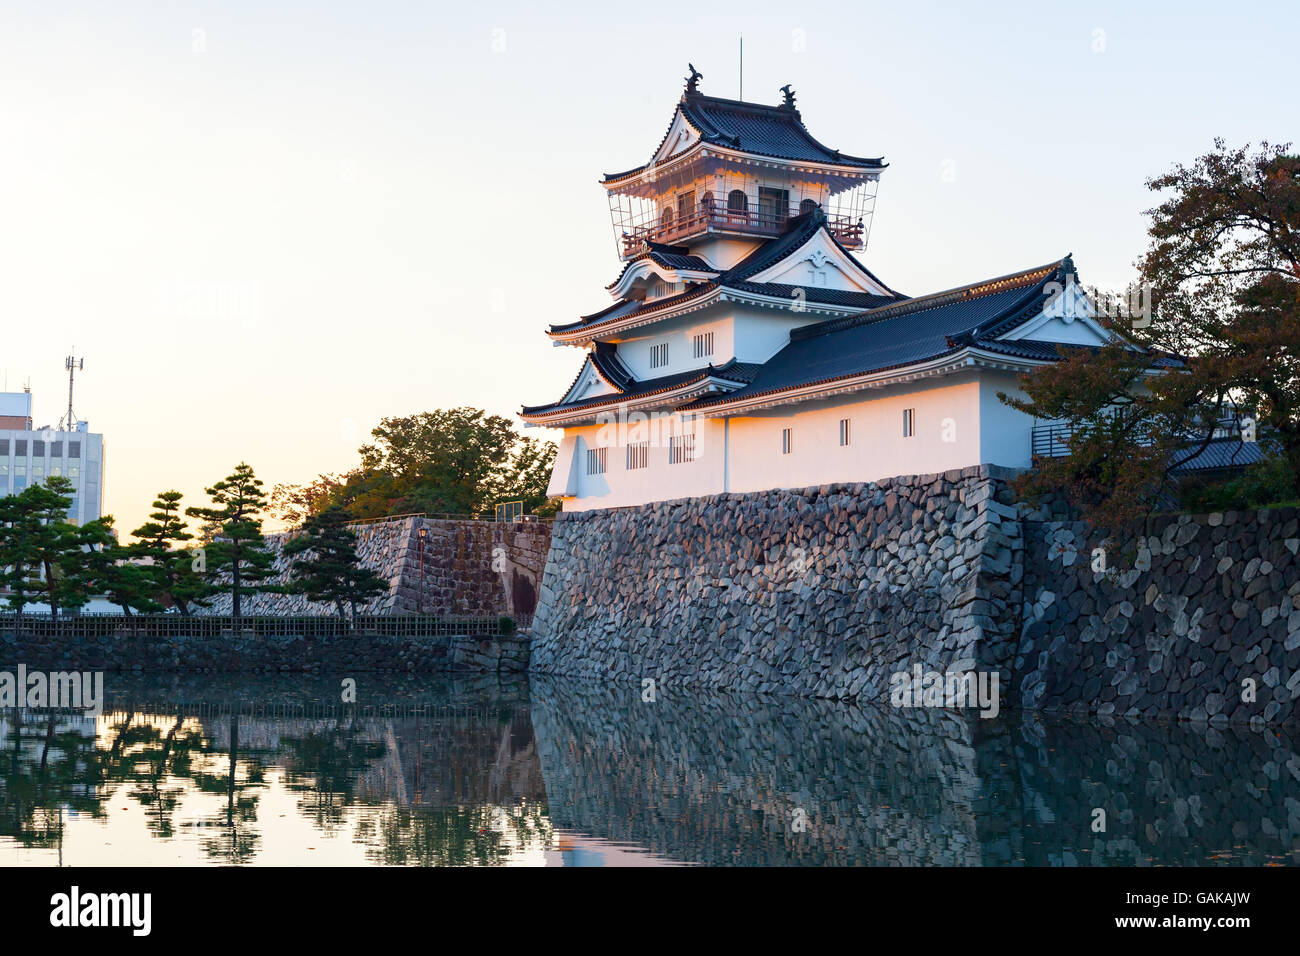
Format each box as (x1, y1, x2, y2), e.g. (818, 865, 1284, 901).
(1, 673, 1296, 866)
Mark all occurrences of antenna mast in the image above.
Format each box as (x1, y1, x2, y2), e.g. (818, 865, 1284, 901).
(59, 351, 84, 431)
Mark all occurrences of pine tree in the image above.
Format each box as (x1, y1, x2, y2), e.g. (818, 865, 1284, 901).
(131, 490, 212, 615)
(0, 493, 42, 626)
(18, 477, 96, 620)
(82, 518, 161, 616)
(283, 506, 387, 626)
(185, 463, 274, 619)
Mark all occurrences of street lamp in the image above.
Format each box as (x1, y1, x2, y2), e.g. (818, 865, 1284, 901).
(417, 526, 427, 615)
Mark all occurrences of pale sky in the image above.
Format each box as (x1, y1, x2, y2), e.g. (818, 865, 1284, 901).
(1, 1, 1293, 535)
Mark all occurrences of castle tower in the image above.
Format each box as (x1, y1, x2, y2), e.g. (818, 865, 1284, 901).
(603, 65, 883, 267)
(522, 67, 1102, 511)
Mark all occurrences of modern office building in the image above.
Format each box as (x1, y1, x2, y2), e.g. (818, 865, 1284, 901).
(0, 390, 106, 524)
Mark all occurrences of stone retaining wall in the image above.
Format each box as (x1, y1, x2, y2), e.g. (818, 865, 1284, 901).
(0, 627, 530, 674)
(531, 466, 1024, 701)
(201, 516, 551, 620)
(531, 467, 1300, 725)
(1016, 508, 1300, 725)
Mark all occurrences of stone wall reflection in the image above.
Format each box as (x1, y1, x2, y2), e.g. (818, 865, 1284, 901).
(531, 676, 1300, 866)
(975, 717, 1300, 866)
(530, 675, 986, 865)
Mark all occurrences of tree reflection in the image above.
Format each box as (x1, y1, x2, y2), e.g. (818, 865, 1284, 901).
(279, 714, 386, 833)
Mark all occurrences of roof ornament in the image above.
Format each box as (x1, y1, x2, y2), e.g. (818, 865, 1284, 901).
(685, 63, 703, 95)
(779, 84, 796, 109)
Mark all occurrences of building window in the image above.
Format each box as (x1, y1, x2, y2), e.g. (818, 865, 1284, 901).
(903, 408, 916, 438)
(727, 189, 748, 212)
(15, 439, 27, 456)
(67, 464, 79, 479)
(677, 191, 694, 222)
(758, 186, 789, 225)
(15, 459, 25, 476)
(839, 418, 851, 446)
(0, 439, 8, 455)
(33, 439, 44, 455)
(668, 433, 695, 464)
(51, 441, 63, 457)
(585, 447, 607, 475)
(68, 441, 80, 458)
(781, 428, 792, 455)
(626, 441, 649, 470)
(650, 342, 669, 369)
(693, 332, 714, 359)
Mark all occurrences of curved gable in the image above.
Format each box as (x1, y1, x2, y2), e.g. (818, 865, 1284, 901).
(607, 255, 717, 300)
(743, 227, 893, 296)
(1000, 277, 1113, 347)
(560, 355, 621, 405)
(652, 108, 701, 164)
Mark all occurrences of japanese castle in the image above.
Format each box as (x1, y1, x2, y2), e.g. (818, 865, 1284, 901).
(522, 66, 1112, 510)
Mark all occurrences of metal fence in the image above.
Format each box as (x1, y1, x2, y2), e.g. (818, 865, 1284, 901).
(1030, 416, 1253, 462)
(0, 613, 514, 640)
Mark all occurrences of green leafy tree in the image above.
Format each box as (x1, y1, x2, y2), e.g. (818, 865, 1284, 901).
(130, 490, 212, 615)
(283, 506, 387, 624)
(286, 408, 559, 521)
(185, 463, 275, 618)
(1003, 140, 1300, 533)
(486, 436, 559, 517)
(358, 408, 517, 515)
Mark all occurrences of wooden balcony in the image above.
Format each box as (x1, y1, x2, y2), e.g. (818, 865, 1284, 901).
(620, 204, 865, 258)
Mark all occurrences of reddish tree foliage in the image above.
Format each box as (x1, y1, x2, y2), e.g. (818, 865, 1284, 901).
(1004, 141, 1299, 537)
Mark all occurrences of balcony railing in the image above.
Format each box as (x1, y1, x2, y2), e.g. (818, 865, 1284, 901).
(621, 204, 865, 257)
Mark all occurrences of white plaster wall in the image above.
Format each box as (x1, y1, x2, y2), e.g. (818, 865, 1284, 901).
(689, 237, 763, 270)
(726, 375, 984, 493)
(547, 370, 1047, 511)
(731, 307, 816, 364)
(613, 312, 736, 379)
(557, 414, 726, 511)
(613, 304, 819, 378)
(978, 371, 1035, 470)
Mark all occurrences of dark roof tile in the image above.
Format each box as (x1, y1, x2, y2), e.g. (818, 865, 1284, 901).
(604, 92, 884, 182)
(521, 358, 762, 418)
(553, 209, 904, 336)
(686, 261, 1068, 409)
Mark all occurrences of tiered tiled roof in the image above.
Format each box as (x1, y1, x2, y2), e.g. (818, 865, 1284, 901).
(605, 242, 718, 291)
(521, 358, 763, 420)
(603, 92, 885, 184)
(683, 260, 1076, 412)
(550, 209, 902, 339)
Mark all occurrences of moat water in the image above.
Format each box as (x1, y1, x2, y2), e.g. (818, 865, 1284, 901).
(1, 673, 1295, 866)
